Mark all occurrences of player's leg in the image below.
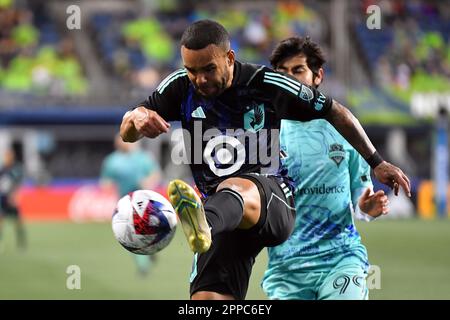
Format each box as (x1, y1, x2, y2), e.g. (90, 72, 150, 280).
(0, 194, 6, 252)
(168, 174, 294, 253)
(15, 218, 26, 250)
(237, 174, 296, 247)
(262, 270, 319, 300)
(215, 177, 260, 229)
(4, 200, 26, 250)
(132, 253, 153, 276)
(187, 174, 296, 300)
(318, 262, 369, 300)
(189, 178, 261, 298)
(13, 212, 26, 250)
(189, 228, 260, 300)
(0, 214, 4, 253)
(167, 178, 249, 253)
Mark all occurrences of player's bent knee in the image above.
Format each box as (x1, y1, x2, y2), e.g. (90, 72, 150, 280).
(217, 178, 261, 218)
(216, 177, 250, 194)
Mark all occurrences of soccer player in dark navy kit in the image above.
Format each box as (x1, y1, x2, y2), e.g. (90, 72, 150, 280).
(120, 20, 410, 300)
(0, 147, 26, 251)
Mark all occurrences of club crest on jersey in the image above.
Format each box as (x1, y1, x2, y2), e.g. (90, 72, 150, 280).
(244, 103, 265, 132)
(329, 143, 345, 167)
(299, 85, 314, 101)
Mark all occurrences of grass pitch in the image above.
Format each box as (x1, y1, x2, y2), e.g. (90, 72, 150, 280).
(0, 218, 449, 299)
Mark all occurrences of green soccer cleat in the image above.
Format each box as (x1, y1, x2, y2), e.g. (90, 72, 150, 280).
(167, 179, 211, 253)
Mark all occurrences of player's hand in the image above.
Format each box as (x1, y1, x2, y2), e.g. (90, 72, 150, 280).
(358, 188, 389, 218)
(373, 161, 411, 197)
(132, 106, 170, 138)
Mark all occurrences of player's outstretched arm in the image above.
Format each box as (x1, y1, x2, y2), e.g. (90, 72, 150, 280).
(120, 106, 170, 142)
(325, 100, 411, 197)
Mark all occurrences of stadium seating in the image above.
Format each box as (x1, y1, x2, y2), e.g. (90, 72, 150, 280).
(88, 1, 327, 89)
(353, 1, 450, 105)
(0, 0, 87, 97)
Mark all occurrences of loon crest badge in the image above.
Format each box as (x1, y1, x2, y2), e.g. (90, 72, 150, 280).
(244, 103, 265, 132)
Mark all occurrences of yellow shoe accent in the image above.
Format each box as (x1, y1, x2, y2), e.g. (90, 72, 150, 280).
(167, 179, 211, 253)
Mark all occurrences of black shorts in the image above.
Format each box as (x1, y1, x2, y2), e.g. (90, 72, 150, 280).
(0, 195, 19, 218)
(189, 173, 296, 300)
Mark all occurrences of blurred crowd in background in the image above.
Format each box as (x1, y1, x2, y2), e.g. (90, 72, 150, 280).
(0, 0, 448, 99)
(0, 0, 87, 96)
(0, 0, 448, 220)
(356, 0, 450, 102)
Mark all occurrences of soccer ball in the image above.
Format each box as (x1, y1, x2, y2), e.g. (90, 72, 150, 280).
(112, 190, 177, 255)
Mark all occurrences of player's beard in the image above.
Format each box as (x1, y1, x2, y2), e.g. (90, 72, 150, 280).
(195, 70, 230, 99)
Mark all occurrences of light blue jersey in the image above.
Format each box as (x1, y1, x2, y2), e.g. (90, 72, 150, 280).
(265, 119, 372, 274)
(100, 150, 159, 197)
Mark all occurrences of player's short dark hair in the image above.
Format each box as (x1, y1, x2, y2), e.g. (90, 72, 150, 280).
(180, 19, 230, 51)
(269, 36, 326, 76)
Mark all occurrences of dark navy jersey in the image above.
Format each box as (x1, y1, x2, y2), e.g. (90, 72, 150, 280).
(139, 61, 333, 196)
(0, 164, 23, 195)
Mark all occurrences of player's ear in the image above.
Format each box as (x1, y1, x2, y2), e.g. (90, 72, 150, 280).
(314, 68, 324, 87)
(227, 50, 235, 66)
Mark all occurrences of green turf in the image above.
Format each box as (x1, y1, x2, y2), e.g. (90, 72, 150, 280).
(0, 218, 449, 299)
(354, 219, 450, 300)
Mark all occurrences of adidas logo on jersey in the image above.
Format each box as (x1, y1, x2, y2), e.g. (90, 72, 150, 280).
(192, 107, 206, 119)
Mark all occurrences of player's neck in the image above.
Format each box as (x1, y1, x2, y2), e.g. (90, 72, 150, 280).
(226, 63, 235, 89)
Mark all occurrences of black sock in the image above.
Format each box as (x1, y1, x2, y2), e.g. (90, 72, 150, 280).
(204, 188, 244, 236)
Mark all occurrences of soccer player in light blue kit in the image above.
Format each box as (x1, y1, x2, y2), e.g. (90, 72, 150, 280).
(101, 133, 161, 276)
(262, 37, 390, 300)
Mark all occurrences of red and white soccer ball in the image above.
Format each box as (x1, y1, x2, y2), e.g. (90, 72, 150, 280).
(112, 190, 177, 255)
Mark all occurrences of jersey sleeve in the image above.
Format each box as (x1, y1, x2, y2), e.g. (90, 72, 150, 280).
(254, 67, 333, 121)
(134, 69, 188, 121)
(348, 146, 373, 209)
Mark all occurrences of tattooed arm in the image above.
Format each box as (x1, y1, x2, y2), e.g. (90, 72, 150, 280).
(325, 101, 376, 159)
(255, 67, 411, 197)
(325, 101, 411, 197)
